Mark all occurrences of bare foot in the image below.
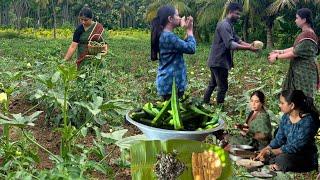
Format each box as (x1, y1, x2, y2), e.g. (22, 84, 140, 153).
(269, 164, 280, 171)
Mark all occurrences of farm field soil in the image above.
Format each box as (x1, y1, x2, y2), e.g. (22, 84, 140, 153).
(7, 97, 141, 179)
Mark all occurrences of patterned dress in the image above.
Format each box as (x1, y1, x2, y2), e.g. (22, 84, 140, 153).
(282, 31, 319, 98)
(268, 114, 319, 172)
(156, 31, 196, 96)
(229, 110, 272, 150)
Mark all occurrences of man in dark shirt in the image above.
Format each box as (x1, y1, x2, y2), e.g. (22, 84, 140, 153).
(203, 2, 258, 105)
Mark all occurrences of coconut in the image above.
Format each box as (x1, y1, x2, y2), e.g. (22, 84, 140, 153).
(253, 41, 264, 49)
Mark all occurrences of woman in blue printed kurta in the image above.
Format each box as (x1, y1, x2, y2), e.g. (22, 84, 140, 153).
(256, 90, 320, 172)
(151, 5, 196, 99)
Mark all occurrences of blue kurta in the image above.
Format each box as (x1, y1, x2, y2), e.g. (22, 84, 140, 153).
(269, 114, 319, 154)
(156, 31, 196, 96)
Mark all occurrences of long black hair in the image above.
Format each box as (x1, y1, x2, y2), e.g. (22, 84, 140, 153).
(280, 90, 319, 123)
(296, 8, 314, 29)
(150, 5, 176, 61)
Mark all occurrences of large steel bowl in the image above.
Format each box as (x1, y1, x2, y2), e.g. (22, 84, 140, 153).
(126, 111, 225, 141)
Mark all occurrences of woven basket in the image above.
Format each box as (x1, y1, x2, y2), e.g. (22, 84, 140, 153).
(87, 34, 107, 55)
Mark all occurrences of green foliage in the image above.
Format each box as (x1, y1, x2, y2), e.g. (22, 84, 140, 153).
(0, 28, 319, 179)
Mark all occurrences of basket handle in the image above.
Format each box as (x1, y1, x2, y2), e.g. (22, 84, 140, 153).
(88, 22, 105, 42)
(89, 34, 105, 43)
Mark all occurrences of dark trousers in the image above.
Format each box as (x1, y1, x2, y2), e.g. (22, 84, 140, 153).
(269, 153, 318, 172)
(203, 67, 229, 104)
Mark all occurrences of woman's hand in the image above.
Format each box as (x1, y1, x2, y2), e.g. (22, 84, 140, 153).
(180, 16, 186, 28)
(185, 16, 193, 32)
(255, 147, 271, 161)
(240, 127, 249, 136)
(268, 52, 278, 63)
(64, 42, 78, 61)
(234, 123, 241, 129)
(272, 50, 281, 53)
(240, 130, 247, 136)
(235, 123, 249, 130)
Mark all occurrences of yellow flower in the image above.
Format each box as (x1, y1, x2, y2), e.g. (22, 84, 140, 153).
(0, 92, 7, 103)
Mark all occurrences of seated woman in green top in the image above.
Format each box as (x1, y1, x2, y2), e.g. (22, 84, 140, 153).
(224, 90, 272, 150)
(268, 8, 319, 99)
(64, 5, 107, 68)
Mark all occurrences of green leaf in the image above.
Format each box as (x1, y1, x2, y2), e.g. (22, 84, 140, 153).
(81, 127, 88, 137)
(93, 96, 103, 108)
(26, 111, 43, 121)
(51, 71, 61, 83)
(101, 129, 128, 141)
(0, 111, 42, 127)
(74, 96, 103, 116)
(130, 139, 232, 180)
(90, 162, 111, 175)
(79, 74, 86, 79)
(95, 53, 102, 59)
(90, 109, 101, 116)
(34, 89, 45, 99)
(0, 113, 11, 121)
(115, 134, 147, 151)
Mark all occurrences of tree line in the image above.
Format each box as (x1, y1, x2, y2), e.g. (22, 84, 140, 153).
(0, 0, 319, 47)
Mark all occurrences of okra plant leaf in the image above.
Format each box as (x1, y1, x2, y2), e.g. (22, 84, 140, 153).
(0, 111, 42, 127)
(101, 129, 128, 142)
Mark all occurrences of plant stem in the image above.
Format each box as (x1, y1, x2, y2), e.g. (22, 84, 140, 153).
(22, 129, 61, 162)
(3, 100, 9, 143)
(61, 81, 69, 159)
(99, 146, 116, 164)
(22, 101, 41, 116)
(63, 85, 68, 127)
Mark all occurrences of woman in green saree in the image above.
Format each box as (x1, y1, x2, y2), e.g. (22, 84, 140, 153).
(64, 5, 106, 68)
(268, 8, 319, 98)
(223, 90, 272, 151)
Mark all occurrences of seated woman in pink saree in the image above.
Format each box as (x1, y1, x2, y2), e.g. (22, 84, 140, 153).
(64, 5, 106, 68)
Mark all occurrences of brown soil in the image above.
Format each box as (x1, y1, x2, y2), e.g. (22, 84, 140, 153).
(5, 97, 141, 179)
